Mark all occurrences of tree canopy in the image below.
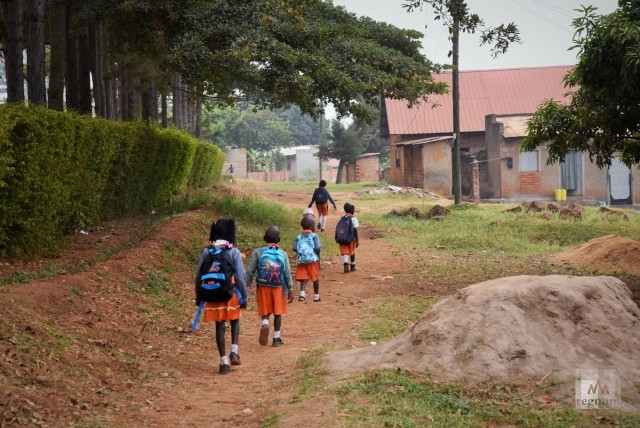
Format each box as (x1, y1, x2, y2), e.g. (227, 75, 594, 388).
(522, 1, 640, 167)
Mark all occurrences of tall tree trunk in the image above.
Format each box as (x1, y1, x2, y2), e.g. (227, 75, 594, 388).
(336, 159, 345, 184)
(89, 23, 104, 117)
(47, 0, 65, 111)
(194, 95, 202, 138)
(65, 0, 79, 110)
(27, 0, 46, 106)
(141, 78, 157, 122)
(161, 93, 168, 128)
(77, 31, 92, 114)
(1, 0, 25, 103)
(172, 73, 182, 129)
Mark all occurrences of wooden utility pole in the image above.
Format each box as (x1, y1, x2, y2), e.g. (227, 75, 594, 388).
(451, 12, 462, 204)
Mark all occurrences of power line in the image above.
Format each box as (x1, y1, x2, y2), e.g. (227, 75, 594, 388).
(527, 0, 580, 19)
(512, 0, 575, 34)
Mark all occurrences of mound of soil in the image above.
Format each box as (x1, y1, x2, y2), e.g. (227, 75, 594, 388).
(327, 275, 640, 410)
(551, 235, 640, 276)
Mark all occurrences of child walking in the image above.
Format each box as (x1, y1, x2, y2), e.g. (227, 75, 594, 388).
(292, 216, 322, 302)
(245, 226, 294, 347)
(335, 202, 359, 273)
(308, 179, 337, 232)
(194, 219, 248, 374)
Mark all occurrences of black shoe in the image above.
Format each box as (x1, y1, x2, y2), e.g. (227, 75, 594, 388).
(350, 264, 356, 272)
(317, 222, 321, 230)
(230, 352, 241, 366)
(344, 263, 349, 273)
(272, 338, 285, 347)
(219, 364, 231, 374)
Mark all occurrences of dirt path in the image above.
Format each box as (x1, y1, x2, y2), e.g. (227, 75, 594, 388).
(136, 184, 415, 427)
(0, 183, 416, 427)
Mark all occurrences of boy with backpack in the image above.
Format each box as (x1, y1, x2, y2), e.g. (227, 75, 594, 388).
(292, 216, 322, 302)
(194, 219, 247, 374)
(245, 226, 294, 347)
(308, 179, 337, 232)
(335, 202, 359, 273)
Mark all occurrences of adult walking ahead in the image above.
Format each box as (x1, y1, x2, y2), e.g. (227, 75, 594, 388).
(308, 179, 337, 232)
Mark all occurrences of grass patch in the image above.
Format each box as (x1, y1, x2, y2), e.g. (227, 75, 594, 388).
(360, 296, 435, 342)
(291, 346, 329, 403)
(334, 369, 640, 427)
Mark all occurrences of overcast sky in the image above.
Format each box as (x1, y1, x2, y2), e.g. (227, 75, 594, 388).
(332, 0, 617, 70)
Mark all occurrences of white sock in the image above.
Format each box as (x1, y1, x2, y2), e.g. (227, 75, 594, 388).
(314, 294, 320, 300)
(273, 330, 281, 339)
(220, 355, 229, 365)
(321, 217, 327, 229)
(343, 255, 349, 263)
(261, 319, 269, 327)
(231, 344, 238, 354)
(300, 290, 306, 297)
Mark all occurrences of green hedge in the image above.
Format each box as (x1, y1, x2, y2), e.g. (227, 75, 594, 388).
(0, 104, 223, 257)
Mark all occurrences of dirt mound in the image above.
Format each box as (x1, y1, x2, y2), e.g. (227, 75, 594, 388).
(327, 275, 640, 410)
(552, 235, 640, 275)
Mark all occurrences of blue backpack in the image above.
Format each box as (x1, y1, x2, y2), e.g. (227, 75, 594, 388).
(296, 233, 318, 264)
(256, 246, 286, 287)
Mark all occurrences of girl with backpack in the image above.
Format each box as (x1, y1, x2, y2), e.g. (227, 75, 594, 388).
(308, 179, 337, 232)
(194, 219, 247, 374)
(335, 202, 359, 273)
(292, 216, 322, 302)
(245, 226, 294, 347)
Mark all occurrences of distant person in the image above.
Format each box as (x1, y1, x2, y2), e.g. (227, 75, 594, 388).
(226, 164, 235, 183)
(194, 219, 247, 374)
(308, 179, 337, 232)
(245, 226, 294, 347)
(292, 216, 322, 302)
(335, 202, 359, 273)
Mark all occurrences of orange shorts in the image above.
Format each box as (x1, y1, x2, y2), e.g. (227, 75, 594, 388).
(316, 202, 329, 216)
(339, 240, 356, 256)
(256, 285, 288, 317)
(203, 292, 242, 322)
(294, 262, 320, 281)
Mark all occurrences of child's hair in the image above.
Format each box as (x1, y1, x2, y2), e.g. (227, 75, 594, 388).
(300, 216, 315, 231)
(210, 218, 237, 245)
(263, 226, 281, 243)
(319, 179, 327, 188)
(343, 202, 355, 214)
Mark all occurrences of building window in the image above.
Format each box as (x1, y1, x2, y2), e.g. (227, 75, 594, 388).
(520, 150, 538, 172)
(286, 160, 291, 171)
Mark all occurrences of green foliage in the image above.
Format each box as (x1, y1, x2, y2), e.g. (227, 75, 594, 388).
(523, 3, 640, 167)
(360, 296, 435, 342)
(0, 104, 222, 257)
(335, 369, 636, 427)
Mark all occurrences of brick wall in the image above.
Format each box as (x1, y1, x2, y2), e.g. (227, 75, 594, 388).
(355, 155, 380, 182)
(519, 172, 541, 195)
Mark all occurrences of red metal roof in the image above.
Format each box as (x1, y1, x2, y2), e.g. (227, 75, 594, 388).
(384, 65, 573, 136)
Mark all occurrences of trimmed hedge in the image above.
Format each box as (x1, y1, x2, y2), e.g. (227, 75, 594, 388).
(0, 104, 223, 257)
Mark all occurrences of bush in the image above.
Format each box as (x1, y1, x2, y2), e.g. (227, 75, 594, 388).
(0, 104, 224, 257)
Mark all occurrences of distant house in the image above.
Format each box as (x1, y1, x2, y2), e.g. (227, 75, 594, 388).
(281, 145, 338, 182)
(223, 148, 247, 177)
(381, 65, 573, 196)
(340, 153, 381, 183)
(485, 114, 640, 205)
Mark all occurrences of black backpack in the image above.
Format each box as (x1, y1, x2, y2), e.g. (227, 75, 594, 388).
(335, 215, 355, 245)
(196, 247, 235, 302)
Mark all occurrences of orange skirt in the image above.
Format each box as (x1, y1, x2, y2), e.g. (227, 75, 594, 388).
(256, 285, 288, 317)
(203, 292, 242, 322)
(316, 202, 329, 216)
(294, 262, 320, 281)
(339, 240, 356, 256)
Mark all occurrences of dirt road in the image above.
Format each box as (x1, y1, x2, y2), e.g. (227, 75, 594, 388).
(0, 183, 415, 427)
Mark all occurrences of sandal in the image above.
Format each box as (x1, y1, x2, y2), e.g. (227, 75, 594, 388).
(298, 296, 305, 302)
